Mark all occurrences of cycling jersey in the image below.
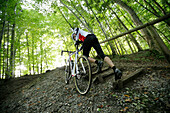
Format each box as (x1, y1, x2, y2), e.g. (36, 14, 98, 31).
(72, 28, 105, 60)
(73, 28, 91, 42)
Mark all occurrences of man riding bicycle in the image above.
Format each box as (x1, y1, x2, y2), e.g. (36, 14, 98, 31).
(71, 28, 122, 81)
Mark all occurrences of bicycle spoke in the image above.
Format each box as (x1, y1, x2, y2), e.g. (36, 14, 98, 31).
(74, 55, 92, 95)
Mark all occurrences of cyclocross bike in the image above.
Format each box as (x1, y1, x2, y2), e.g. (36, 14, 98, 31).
(61, 44, 92, 95)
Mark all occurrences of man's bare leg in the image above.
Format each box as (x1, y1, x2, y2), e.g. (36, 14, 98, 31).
(104, 56, 115, 68)
(88, 56, 114, 68)
(88, 57, 96, 63)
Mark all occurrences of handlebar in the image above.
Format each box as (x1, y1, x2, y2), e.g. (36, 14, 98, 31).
(61, 50, 75, 56)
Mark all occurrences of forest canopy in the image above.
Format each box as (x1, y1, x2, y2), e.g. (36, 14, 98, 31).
(0, 0, 169, 78)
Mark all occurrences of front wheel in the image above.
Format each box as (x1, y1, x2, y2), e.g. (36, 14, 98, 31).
(74, 55, 92, 95)
(65, 61, 71, 84)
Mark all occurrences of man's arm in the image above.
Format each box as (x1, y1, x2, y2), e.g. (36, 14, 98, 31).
(75, 28, 79, 41)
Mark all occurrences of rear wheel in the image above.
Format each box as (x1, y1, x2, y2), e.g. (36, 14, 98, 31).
(74, 55, 92, 95)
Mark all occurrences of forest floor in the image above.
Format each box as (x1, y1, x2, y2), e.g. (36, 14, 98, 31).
(0, 50, 170, 113)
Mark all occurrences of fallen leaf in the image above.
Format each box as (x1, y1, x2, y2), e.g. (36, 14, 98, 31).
(144, 92, 148, 94)
(134, 97, 140, 100)
(125, 98, 132, 102)
(78, 103, 82, 106)
(97, 105, 104, 108)
(29, 103, 35, 106)
(68, 96, 72, 98)
(123, 107, 128, 111)
(124, 95, 130, 97)
(155, 97, 159, 100)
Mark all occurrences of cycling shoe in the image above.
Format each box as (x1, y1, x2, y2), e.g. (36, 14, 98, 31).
(97, 61, 103, 72)
(115, 68, 122, 81)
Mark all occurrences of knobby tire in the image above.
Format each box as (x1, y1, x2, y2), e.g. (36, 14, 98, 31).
(74, 55, 92, 95)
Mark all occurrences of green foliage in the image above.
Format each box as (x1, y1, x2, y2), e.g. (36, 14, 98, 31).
(0, 0, 169, 78)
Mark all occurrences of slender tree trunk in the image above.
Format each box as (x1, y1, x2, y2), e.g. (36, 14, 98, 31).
(59, 0, 91, 32)
(71, 1, 93, 33)
(19, 35, 21, 77)
(103, 13, 117, 55)
(36, 49, 39, 74)
(155, 27, 170, 44)
(115, 39, 121, 55)
(5, 21, 10, 78)
(57, 4, 73, 29)
(112, 9, 143, 51)
(45, 49, 48, 69)
(0, 1, 7, 50)
(85, 0, 116, 55)
(32, 34, 35, 75)
(118, 39, 125, 55)
(118, 7, 145, 41)
(117, 24, 134, 54)
(134, 0, 159, 17)
(2, 28, 6, 78)
(113, 0, 160, 50)
(0, 21, 5, 50)
(9, 23, 15, 78)
(26, 32, 31, 75)
(134, 0, 170, 26)
(40, 39, 43, 73)
(105, 13, 120, 55)
(147, 25, 170, 63)
(143, 0, 158, 15)
(153, 0, 166, 15)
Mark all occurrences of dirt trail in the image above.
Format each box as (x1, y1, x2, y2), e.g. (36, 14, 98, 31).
(0, 51, 170, 112)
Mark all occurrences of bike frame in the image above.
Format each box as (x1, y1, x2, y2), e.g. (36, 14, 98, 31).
(62, 46, 86, 78)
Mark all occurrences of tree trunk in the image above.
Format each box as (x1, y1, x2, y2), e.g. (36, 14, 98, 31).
(36, 49, 39, 74)
(9, 23, 15, 78)
(118, 7, 145, 41)
(32, 34, 35, 75)
(153, 0, 166, 15)
(0, 21, 5, 50)
(85, 0, 116, 55)
(40, 39, 43, 74)
(19, 35, 21, 77)
(2, 28, 6, 78)
(5, 21, 10, 78)
(71, 1, 93, 33)
(135, 0, 170, 26)
(147, 25, 170, 63)
(117, 24, 134, 54)
(0, 1, 7, 50)
(143, 0, 158, 15)
(111, 9, 143, 51)
(59, 0, 91, 32)
(103, 13, 117, 55)
(26, 32, 31, 75)
(57, 4, 73, 29)
(113, 0, 158, 50)
(45, 49, 48, 70)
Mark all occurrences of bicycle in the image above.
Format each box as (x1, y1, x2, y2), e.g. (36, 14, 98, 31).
(61, 44, 92, 95)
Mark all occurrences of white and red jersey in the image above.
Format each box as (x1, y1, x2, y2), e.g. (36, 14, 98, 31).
(73, 28, 91, 42)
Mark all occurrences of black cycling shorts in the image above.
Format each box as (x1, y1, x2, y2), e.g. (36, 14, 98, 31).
(83, 34, 106, 60)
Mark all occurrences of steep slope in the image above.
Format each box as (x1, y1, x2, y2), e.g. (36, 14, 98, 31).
(0, 51, 170, 112)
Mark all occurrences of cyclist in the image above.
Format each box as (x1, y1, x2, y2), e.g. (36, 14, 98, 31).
(71, 28, 122, 81)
